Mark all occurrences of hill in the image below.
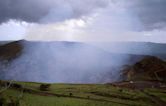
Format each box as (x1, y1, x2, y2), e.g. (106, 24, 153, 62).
(0, 41, 22, 61)
(122, 56, 166, 82)
(0, 80, 166, 106)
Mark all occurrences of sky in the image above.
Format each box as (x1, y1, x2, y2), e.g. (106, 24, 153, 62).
(0, 0, 166, 43)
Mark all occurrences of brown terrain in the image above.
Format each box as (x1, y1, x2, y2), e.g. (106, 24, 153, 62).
(122, 56, 166, 82)
(109, 56, 166, 90)
(0, 41, 23, 61)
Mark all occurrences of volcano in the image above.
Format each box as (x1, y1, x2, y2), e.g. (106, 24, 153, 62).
(0, 40, 165, 83)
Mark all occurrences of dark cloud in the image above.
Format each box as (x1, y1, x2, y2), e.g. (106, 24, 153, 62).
(0, 0, 48, 23)
(1, 0, 165, 30)
(0, 0, 108, 24)
(126, 0, 166, 30)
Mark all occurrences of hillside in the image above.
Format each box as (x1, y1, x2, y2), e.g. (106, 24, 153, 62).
(122, 56, 166, 81)
(0, 41, 22, 61)
(0, 80, 166, 106)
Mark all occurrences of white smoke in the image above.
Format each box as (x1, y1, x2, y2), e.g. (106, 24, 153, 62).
(0, 41, 136, 83)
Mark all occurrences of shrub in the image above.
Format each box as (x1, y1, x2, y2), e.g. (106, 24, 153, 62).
(0, 96, 6, 106)
(39, 84, 51, 91)
(69, 93, 73, 97)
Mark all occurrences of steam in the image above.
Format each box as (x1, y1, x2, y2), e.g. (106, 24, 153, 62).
(0, 41, 136, 83)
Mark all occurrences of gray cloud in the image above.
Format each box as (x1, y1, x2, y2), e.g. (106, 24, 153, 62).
(125, 0, 166, 30)
(0, 0, 108, 24)
(1, 0, 166, 42)
(0, 0, 48, 23)
(1, 0, 166, 30)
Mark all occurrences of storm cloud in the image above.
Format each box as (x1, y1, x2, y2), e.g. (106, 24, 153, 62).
(124, 0, 166, 30)
(0, 0, 108, 24)
(0, 0, 166, 29)
(0, 0, 166, 42)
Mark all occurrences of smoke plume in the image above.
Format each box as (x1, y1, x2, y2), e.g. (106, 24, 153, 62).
(0, 41, 136, 83)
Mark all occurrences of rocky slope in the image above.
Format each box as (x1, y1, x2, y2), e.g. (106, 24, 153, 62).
(122, 56, 166, 82)
(0, 41, 23, 61)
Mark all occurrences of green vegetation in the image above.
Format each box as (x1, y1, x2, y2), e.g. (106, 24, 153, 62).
(0, 81, 166, 106)
(144, 88, 166, 102)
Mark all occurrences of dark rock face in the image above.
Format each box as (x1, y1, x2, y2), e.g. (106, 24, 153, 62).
(122, 56, 166, 81)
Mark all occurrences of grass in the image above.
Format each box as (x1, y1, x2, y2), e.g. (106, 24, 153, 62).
(1, 81, 166, 106)
(2, 89, 120, 106)
(144, 88, 166, 102)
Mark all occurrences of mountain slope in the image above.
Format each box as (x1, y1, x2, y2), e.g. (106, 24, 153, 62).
(0, 41, 22, 61)
(122, 56, 166, 81)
